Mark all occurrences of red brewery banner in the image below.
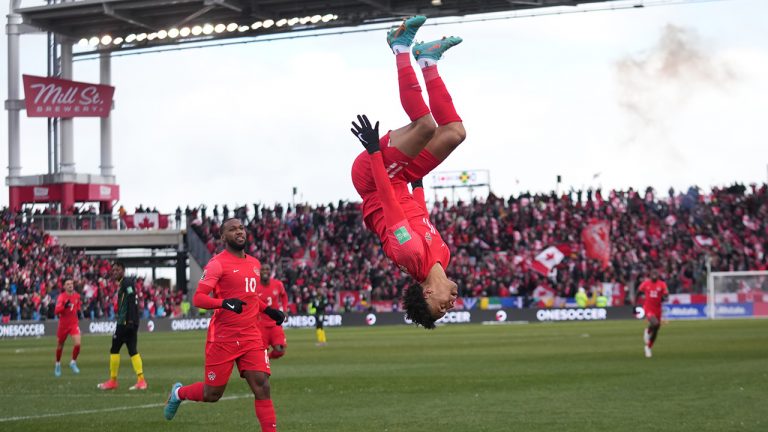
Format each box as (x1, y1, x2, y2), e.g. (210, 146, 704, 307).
(22, 74, 115, 118)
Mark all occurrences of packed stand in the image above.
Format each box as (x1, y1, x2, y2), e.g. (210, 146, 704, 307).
(0, 210, 183, 322)
(187, 183, 768, 311)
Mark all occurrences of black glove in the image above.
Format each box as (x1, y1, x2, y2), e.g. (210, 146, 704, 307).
(411, 179, 424, 189)
(222, 298, 246, 314)
(264, 307, 286, 325)
(350, 114, 380, 154)
(65, 300, 72, 309)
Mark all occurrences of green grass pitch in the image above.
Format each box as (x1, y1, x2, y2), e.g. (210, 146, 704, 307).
(1, 319, 766, 431)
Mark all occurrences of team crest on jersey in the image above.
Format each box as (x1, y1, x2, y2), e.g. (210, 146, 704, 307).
(272, 290, 278, 296)
(254, 267, 260, 275)
(207, 371, 216, 381)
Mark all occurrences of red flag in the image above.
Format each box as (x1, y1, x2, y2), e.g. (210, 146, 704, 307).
(123, 213, 169, 229)
(532, 245, 568, 276)
(582, 219, 611, 267)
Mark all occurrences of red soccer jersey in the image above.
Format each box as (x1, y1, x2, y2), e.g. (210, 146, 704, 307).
(366, 183, 450, 283)
(198, 250, 266, 343)
(55, 291, 81, 327)
(638, 279, 668, 312)
(256, 278, 288, 328)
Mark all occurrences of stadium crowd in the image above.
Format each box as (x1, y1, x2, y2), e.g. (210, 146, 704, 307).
(1, 182, 766, 321)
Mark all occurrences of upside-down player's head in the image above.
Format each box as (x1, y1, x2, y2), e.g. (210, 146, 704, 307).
(221, 218, 246, 252)
(403, 276, 458, 330)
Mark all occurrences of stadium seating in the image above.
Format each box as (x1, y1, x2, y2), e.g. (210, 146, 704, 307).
(1, 182, 766, 321)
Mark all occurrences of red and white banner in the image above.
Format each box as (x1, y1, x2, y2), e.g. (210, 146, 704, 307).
(22, 74, 115, 118)
(693, 235, 716, 247)
(532, 245, 568, 276)
(123, 213, 169, 229)
(582, 219, 611, 267)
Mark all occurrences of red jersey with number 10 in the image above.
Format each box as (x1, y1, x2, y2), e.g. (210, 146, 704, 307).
(199, 250, 266, 343)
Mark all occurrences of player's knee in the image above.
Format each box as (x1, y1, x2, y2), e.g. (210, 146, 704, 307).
(449, 122, 466, 144)
(413, 116, 437, 141)
(203, 388, 224, 402)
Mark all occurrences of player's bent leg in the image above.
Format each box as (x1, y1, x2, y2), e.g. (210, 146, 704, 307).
(203, 384, 228, 402)
(388, 117, 436, 158)
(244, 371, 276, 432)
(423, 122, 466, 163)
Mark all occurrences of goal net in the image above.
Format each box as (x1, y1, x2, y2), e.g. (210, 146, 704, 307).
(707, 271, 768, 319)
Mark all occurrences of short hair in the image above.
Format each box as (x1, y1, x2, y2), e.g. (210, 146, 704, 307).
(402, 284, 437, 330)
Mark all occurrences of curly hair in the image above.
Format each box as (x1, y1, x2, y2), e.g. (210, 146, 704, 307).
(402, 284, 437, 330)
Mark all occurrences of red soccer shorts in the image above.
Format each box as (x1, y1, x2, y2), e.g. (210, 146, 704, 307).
(351, 132, 441, 198)
(57, 323, 80, 343)
(644, 308, 662, 322)
(204, 340, 270, 387)
(260, 325, 287, 348)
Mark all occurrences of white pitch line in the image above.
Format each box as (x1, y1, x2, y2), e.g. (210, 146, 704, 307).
(0, 393, 253, 423)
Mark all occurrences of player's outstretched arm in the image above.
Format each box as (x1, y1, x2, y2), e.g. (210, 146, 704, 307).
(350, 114, 407, 226)
(351, 114, 380, 154)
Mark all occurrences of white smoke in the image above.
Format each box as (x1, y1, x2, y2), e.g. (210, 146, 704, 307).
(615, 24, 737, 156)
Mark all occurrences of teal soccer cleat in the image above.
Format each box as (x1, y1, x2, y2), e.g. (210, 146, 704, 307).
(386, 15, 427, 49)
(412, 36, 463, 62)
(164, 382, 183, 420)
(54, 363, 61, 377)
(69, 361, 80, 374)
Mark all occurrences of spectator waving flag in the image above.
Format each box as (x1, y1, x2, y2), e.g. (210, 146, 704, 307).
(532, 245, 570, 276)
(582, 219, 611, 267)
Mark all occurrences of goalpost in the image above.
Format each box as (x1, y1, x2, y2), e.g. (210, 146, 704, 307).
(707, 270, 768, 319)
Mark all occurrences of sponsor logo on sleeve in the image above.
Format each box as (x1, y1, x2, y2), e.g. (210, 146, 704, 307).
(394, 226, 412, 245)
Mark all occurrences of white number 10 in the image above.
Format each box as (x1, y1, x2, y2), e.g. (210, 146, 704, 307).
(244, 277, 257, 293)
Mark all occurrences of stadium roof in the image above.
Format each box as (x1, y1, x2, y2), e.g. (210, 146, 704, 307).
(17, 0, 615, 52)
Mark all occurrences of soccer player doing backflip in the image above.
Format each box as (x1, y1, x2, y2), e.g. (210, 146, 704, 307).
(54, 279, 81, 376)
(637, 269, 669, 358)
(350, 15, 465, 329)
(164, 218, 285, 432)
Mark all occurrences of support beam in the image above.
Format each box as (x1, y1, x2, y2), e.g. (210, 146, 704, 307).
(103, 4, 156, 31)
(205, 0, 243, 13)
(99, 52, 114, 178)
(174, 4, 215, 27)
(59, 41, 75, 175)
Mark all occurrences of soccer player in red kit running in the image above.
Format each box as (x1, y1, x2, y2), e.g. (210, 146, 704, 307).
(637, 269, 669, 358)
(257, 263, 289, 360)
(164, 218, 285, 431)
(54, 279, 82, 376)
(350, 15, 465, 329)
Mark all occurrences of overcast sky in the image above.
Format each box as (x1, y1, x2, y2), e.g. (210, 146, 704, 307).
(1, 0, 767, 212)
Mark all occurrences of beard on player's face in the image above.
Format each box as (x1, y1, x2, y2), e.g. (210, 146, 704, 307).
(226, 237, 246, 251)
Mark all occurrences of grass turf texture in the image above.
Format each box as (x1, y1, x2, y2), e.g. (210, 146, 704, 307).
(0, 319, 766, 431)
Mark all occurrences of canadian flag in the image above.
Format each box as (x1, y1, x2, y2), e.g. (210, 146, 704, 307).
(123, 213, 169, 229)
(532, 245, 569, 276)
(693, 235, 715, 247)
(581, 219, 611, 267)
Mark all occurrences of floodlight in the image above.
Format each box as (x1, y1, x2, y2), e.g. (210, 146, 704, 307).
(101, 35, 112, 45)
